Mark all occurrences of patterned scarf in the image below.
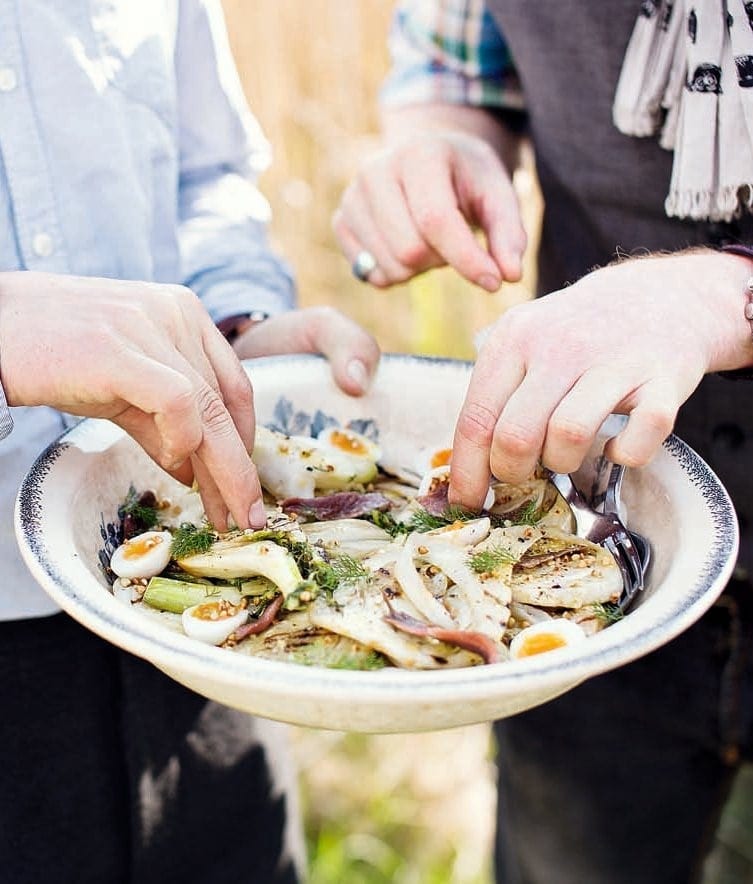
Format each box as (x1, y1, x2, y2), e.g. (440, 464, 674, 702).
(613, 0, 753, 221)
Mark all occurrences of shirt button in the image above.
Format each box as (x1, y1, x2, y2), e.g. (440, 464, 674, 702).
(0, 66, 17, 92)
(32, 232, 54, 258)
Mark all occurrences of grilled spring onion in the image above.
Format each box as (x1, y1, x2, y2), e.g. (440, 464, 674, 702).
(143, 577, 242, 614)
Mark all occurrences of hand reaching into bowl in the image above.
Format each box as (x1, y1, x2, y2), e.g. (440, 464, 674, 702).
(448, 250, 753, 510)
(0, 273, 380, 532)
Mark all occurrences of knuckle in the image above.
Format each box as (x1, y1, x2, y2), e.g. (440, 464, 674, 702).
(413, 206, 445, 239)
(619, 450, 653, 469)
(494, 421, 540, 460)
(548, 416, 593, 449)
(394, 239, 431, 269)
(455, 400, 499, 446)
(195, 385, 231, 431)
(640, 406, 676, 439)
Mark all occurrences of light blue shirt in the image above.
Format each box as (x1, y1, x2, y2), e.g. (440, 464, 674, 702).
(0, 0, 295, 619)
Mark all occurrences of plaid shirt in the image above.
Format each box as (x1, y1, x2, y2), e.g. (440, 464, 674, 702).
(381, 0, 524, 111)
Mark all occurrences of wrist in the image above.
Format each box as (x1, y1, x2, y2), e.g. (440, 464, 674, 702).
(702, 251, 753, 374)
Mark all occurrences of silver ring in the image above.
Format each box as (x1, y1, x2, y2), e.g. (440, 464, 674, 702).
(352, 250, 377, 282)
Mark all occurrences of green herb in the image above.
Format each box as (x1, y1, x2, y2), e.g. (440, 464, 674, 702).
(367, 510, 410, 537)
(589, 602, 624, 625)
(170, 522, 217, 559)
(469, 545, 517, 574)
(240, 530, 369, 596)
(119, 485, 159, 531)
(405, 504, 478, 533)
(317, 554, 370, 592)
(509, 499, 540, 526)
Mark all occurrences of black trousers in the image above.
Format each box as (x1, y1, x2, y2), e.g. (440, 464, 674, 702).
(494, 579, 753, 884)
(0, 612, 300, 884)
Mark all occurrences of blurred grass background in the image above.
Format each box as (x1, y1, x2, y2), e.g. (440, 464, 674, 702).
(221, 3, 750, 883)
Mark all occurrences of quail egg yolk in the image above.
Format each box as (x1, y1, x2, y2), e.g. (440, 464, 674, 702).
(429, 448, 453, 469)
(317, 427, 381, 461)
(509, 619, 587, 660)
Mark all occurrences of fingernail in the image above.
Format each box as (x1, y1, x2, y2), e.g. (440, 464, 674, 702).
(346, 358, 370, 392)
(249, 499, 267, 529)
(478, 273, 501, 292)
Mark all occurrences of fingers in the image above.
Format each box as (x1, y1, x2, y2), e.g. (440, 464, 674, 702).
(163, 375, 265, 531)
(605, 378, 679, 467)
(108, 343, 264, 532)
(466, 157, 527, 283)
(333, 163, 444, 287)
(106, 349, 238, 527)
(334, 134, 526, 291)
(234, 308, 381, 396)
(200, 319, 256, 453)
(113, 408, 196, 487)
(487, 369, 572, 483)
(449, 342, 526, 510)
(399, 146, 504, 290)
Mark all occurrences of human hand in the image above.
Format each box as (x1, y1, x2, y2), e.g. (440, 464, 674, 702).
(233, 306, 381, 396)
(333, 131, 526, 290)
(0, 271, 264, 531)
(448, 251, 753, 509)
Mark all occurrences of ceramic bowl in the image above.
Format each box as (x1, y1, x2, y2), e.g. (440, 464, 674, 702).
(14, 354, 738, 733)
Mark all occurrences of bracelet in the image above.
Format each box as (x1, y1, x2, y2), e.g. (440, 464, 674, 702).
(718, 244, 753, 380)
(216, 310, 270, 345)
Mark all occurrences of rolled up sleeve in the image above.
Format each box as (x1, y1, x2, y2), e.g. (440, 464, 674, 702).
(175, 0, 295, 324)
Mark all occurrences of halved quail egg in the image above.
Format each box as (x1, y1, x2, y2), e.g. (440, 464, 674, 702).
(110, 530, 172, 579)
(509, 618, 587, 660)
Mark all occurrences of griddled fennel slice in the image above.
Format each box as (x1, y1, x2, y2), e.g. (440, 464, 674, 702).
(510, 528, 622, 608)
(230, 609, 388, 669)
(309, 574, 484, 669)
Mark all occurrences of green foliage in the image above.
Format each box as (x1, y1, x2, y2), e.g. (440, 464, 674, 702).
(367, 510, 410, 537)
(469, 545, 517, 574)
(170, 522, 216, 560)
(589, 602, 624, 625)
(119, 485, 159, 532)
(303, 734, 491, 884)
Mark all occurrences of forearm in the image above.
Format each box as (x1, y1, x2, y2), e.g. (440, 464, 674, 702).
(381, 102, 524, 176)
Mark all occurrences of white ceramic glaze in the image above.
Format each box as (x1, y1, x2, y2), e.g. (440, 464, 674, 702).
(14, 354, 739, 733)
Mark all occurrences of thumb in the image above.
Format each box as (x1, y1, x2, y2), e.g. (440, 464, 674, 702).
(235, 308, 381, 396)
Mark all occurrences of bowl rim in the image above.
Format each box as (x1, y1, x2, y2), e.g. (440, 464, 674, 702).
(13, 353, 740, 705)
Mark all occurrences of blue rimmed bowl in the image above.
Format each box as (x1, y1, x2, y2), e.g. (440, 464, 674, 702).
(14, 354, 738, 733)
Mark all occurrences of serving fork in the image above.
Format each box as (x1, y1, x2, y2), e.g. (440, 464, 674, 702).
(548, 465, 649, 611)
